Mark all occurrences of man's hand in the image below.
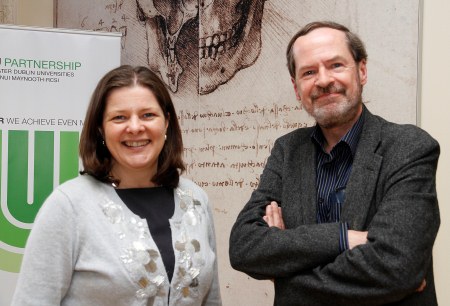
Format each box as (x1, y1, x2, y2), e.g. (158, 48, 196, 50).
(348, 230, 368, 249)
(416, 279, 426, 292)
(263, 201, 285, 229)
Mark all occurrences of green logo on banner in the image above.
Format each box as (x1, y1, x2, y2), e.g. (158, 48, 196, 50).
(0, 130, 79, 273)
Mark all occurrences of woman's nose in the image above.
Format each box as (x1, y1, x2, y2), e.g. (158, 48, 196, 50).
(126, 116, 144, 133)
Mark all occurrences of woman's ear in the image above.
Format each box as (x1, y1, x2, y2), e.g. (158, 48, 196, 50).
(165, 112, 170, 130)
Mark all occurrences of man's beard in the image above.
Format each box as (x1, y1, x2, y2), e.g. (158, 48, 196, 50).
(307, 84, 362, 129)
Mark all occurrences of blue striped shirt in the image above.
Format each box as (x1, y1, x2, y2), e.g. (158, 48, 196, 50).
(311, 108, 365, 252)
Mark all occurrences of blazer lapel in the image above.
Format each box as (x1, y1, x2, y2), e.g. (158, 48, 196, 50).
(288, 131, 317, 225)
(342, 109, 383, 229)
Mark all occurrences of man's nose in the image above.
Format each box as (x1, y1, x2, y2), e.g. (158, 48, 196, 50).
(314, 68, 334, 88)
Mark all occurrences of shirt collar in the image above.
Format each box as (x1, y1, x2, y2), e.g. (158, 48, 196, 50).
(311, 106, 366, 156)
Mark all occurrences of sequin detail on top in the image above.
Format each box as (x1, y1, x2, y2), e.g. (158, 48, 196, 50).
(101, 200, 168, 303)
(173, 189, 206, 299)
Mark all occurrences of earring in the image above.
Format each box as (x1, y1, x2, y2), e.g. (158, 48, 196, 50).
(102, 140, 105, 146)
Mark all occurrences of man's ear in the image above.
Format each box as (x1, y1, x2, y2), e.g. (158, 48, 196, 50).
(358, 59, 368, 86)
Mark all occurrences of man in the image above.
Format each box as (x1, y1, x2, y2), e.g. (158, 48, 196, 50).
(229, 21, 440, 305)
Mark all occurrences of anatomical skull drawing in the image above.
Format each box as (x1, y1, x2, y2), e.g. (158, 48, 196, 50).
(136, 0, 266, 95)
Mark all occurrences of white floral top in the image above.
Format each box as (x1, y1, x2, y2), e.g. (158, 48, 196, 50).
(12, 175, 222, 306)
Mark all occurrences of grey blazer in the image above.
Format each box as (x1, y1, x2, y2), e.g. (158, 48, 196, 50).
(229, 107, 440, 306)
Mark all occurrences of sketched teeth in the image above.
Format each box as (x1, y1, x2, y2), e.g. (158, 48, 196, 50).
(199, 26, 236, 60)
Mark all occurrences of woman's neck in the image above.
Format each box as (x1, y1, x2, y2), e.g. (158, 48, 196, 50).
(110, 168, 157, 189)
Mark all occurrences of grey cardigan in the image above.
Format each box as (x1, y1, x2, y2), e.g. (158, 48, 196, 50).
(12, 175, 222, 306)
(229, 107, 440, 305)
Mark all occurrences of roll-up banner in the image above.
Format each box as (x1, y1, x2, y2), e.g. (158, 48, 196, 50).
(0, 25, 121, 304)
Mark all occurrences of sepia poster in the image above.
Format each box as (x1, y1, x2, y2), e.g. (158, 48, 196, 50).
(56, 1, 421, 304)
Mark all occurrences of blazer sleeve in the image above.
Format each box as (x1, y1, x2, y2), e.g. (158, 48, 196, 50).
(229, 135, 343, 279)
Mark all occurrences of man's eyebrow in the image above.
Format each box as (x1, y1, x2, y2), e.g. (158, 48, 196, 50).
(298, 55, 351, 70)
(324, 55, 348, 63)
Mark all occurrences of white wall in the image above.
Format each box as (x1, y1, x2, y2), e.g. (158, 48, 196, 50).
(421, 1, 450, 305)
(12, 0, 450, 305)
(17, 0, 53, 27)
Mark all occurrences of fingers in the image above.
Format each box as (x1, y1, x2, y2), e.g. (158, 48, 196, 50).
(264, 204, 274, 226)
(264, 202, 285, 229)
(275, 204, 285, 230)
(416, 279, 426, 292)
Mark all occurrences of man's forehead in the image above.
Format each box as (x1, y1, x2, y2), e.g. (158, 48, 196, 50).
(292, 27, 354, 66)
(294, 27, 347, 52)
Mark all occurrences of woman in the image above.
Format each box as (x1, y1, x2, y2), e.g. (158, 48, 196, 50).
(12, 65, 222, 306)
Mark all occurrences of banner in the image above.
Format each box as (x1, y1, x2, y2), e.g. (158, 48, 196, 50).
(0, 25, 121, 305)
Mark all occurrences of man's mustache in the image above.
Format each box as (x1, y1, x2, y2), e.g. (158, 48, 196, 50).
(311, 85, 345, 100)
